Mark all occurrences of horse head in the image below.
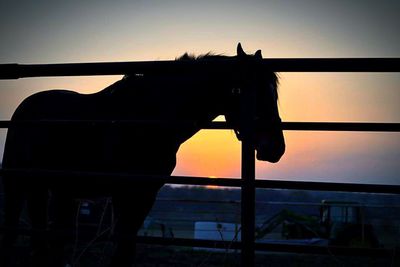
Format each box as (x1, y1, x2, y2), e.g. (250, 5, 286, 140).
(225, 43, 285, 163)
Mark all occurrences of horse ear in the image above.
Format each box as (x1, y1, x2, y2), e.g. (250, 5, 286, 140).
(237, 43, 246, 57)
(255, 49, 262, 59)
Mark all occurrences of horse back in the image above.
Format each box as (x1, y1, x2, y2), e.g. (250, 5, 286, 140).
(3, 90, 99, 169)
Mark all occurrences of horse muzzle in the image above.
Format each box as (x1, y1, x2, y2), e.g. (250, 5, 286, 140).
(255, 135, 285, 163)
(256, 147, 284, 163)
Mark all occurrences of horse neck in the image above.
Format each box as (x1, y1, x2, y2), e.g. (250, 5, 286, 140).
(97, 74, 228, 130)
(173, 76, 230, 145)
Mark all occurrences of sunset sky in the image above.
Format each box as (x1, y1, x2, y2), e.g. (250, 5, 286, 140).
(0, 0, 399, 185)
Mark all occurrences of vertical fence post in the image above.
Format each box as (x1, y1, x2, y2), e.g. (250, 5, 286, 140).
(240, 80, 257, 266)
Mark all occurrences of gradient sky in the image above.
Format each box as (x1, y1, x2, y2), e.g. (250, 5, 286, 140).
(0, 0, 399, 185)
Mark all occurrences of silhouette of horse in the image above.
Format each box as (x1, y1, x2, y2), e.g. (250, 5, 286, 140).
(1, 43, 285, 266)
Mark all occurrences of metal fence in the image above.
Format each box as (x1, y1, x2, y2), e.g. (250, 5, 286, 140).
(1, 58, 400, 266)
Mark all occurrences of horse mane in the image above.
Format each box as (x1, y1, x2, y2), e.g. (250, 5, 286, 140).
(176, 52, 228, 61)
(122, 52, 226, 80)
(121, 51, 279, 99)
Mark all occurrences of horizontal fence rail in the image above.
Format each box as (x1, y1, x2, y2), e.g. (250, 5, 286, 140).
(137, 236, 395, 258)
(1, 58, 400, 79)
(0, 227, 394, 258)
(0, 120, 399, 132)
(1, 169, 399, 194)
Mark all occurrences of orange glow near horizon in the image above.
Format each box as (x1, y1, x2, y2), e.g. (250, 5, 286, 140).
(278, 73, 400, 123)
(172, 130, 241, 178)
(173, 130, 399, 184)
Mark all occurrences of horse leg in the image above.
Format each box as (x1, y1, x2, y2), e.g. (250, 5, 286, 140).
(1, 176, 24, 267)
(47, 191, 76, 267)
(110, 188, 159, 267)
(27, 187, 49, 267)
